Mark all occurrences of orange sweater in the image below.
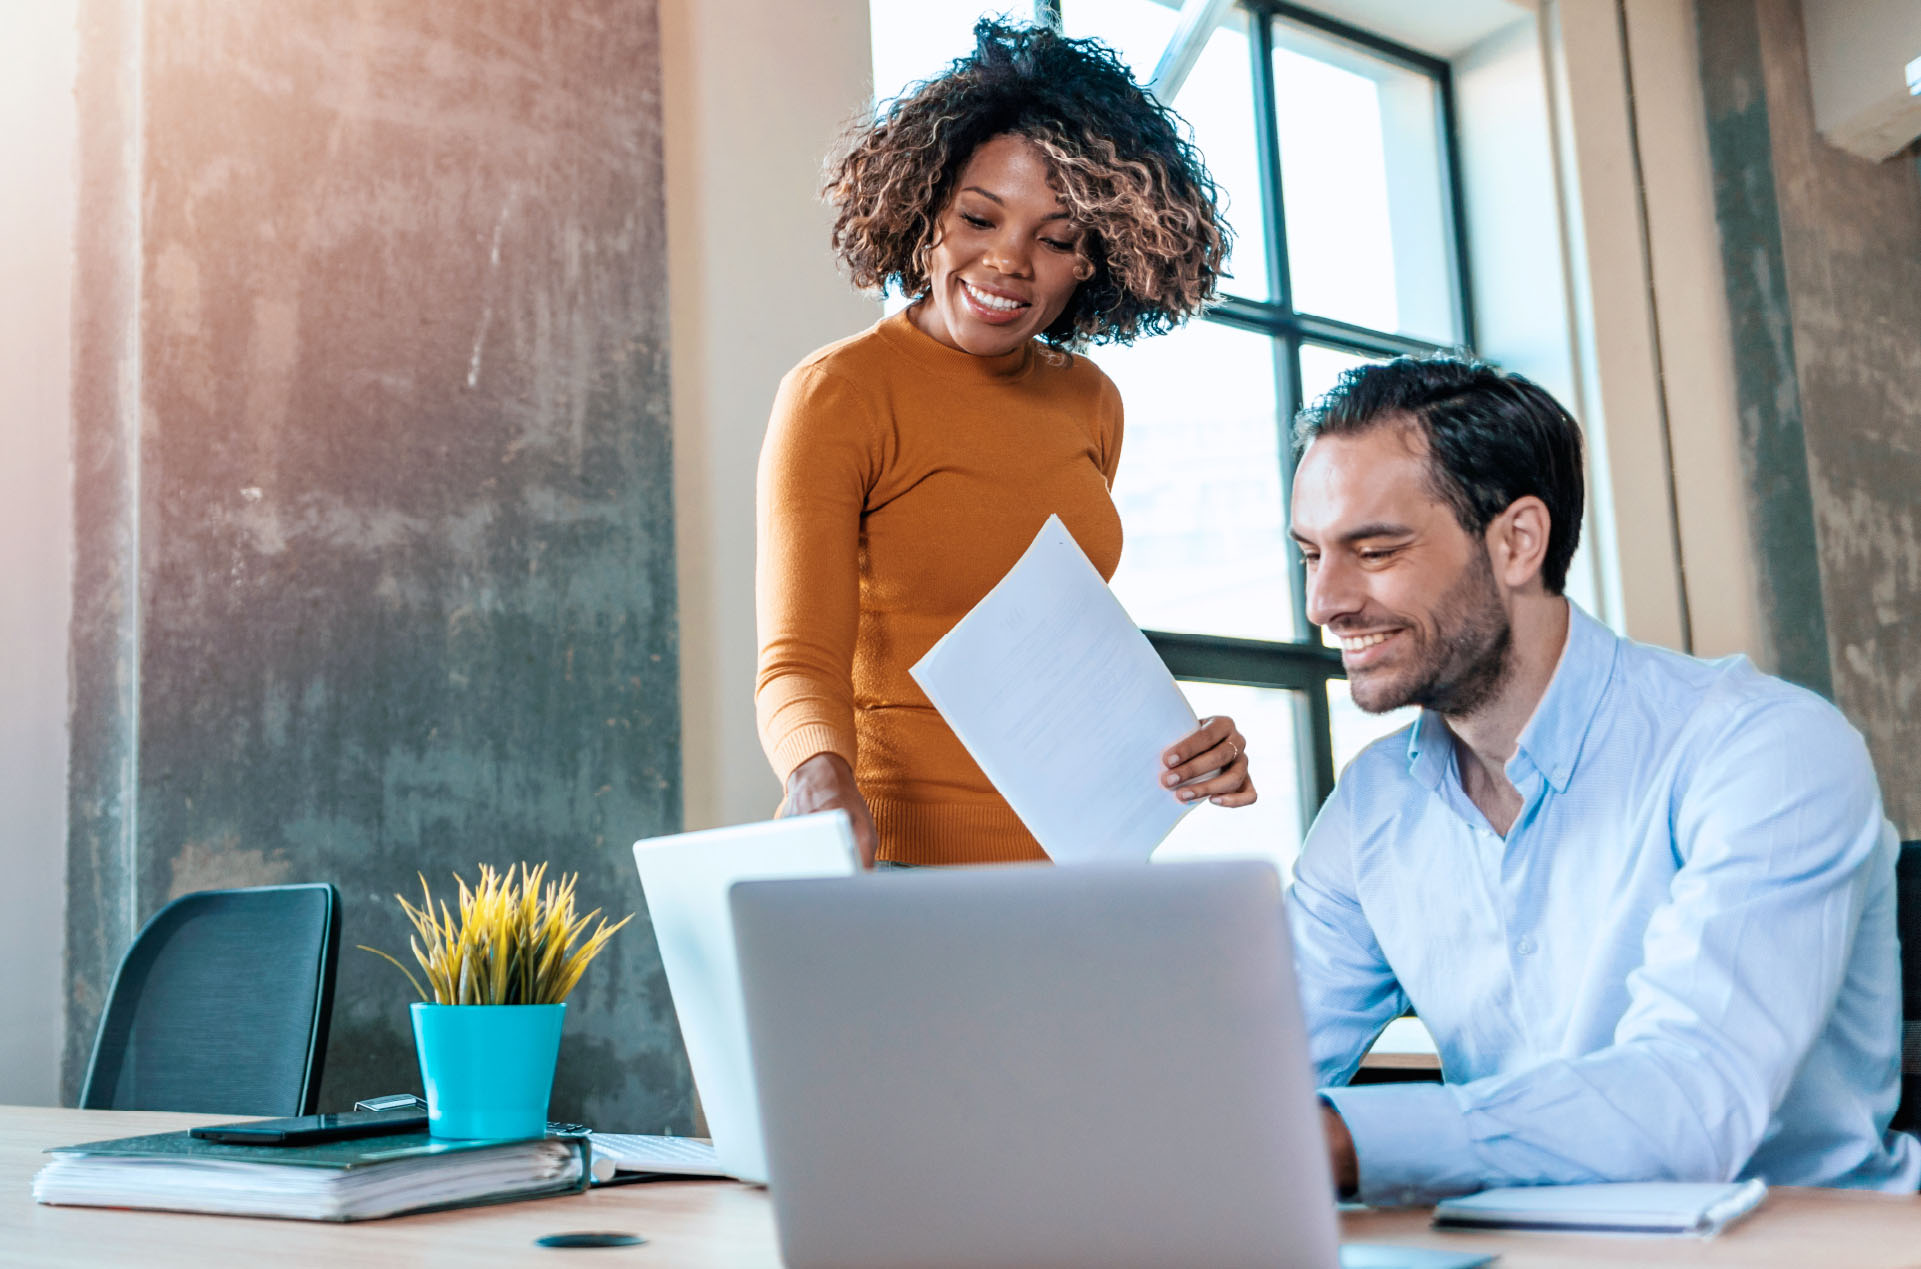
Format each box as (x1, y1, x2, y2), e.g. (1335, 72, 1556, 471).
(755, 311, 1124, 865)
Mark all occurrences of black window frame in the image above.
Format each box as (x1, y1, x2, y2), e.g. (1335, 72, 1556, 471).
(1130, 0, 1475, 834)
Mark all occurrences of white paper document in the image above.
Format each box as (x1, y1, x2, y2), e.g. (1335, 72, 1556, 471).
(910, 515, 1199, 864)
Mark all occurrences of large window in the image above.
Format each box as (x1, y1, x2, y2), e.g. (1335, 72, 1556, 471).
(871, 2, 1474, 869)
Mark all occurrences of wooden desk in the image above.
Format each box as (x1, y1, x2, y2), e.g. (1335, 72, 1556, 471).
(1360, 1015, 1443, 1073)
(7, 1107, 1919, 1267)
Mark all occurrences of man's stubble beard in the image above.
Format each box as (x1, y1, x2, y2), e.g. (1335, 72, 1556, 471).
(1351, 547, 1512, 718)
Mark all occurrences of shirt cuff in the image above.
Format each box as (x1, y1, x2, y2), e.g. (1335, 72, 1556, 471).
(1320, 1082, 1482, 1207)
(765, 721, 857, 786)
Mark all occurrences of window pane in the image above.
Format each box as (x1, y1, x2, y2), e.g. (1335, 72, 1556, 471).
(1297, 342, 1382, 412)
(1170, 11, 1268, 301)
(1059, 3, 1269, 301)
(1102, 319, 1296, 642)
(1326, 677, 1419, 775)
(869, 2, 1008, 104)
(1271, 20, 1458, 344)
(1059, 0, 1177, 88)
(1153, 681, 1303, 876)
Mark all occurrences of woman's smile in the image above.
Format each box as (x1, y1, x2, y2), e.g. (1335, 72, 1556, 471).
(959, 278, 1031, 321)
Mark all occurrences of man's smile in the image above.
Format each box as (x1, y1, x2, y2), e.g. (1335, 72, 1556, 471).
(1335, 628, 1404, 670)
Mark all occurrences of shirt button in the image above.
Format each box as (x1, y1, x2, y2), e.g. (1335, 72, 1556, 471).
(1515, 936, 1535, 955)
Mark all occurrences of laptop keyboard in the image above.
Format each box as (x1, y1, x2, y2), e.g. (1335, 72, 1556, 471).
(590, 1133, 727, 1176)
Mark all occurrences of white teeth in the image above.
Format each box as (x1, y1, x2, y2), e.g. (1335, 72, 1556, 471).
(964, 282, 1024, 312)
(1341, 632, 1392, 652)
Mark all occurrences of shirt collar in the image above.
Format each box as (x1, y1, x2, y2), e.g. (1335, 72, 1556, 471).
(1405, 707, 1448, 792)
(1513, 601, 1616, 792)
(1403, 600, 1619, 795)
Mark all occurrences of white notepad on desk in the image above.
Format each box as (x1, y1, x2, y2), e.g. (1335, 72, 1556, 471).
(589, 1133, 727, 1180)
(1432, 1179, 1768, 1236)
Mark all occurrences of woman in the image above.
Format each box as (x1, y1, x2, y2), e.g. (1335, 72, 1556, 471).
(756, 20, 1254, 867)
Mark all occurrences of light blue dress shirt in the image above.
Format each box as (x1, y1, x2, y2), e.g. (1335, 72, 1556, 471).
(1289, 602, 1921, 1205)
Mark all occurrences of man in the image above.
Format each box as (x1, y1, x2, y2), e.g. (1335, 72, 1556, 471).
(1286, 357, 1919, 1205)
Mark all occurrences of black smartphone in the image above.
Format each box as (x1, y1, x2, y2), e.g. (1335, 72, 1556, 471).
(189, 1108, 428, 1146)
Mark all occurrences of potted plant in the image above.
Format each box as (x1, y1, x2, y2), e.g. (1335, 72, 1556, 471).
(362, 863, 630, 1139)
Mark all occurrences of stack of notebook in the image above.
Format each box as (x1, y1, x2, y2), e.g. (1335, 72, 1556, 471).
(33, 1126, 590, 1222)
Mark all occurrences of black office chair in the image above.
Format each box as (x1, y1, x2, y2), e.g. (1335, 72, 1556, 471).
(80, 883, 341, 1116)
(1895, 841, 1921, 1136)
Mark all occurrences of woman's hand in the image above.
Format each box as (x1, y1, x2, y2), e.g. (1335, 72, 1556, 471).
(782, 752, 880, 868)
(1160, 715, 1256, 807)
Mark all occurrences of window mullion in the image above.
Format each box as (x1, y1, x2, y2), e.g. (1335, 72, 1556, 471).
(1300, 675, 1337, 818)
(1437, 65, 1477, 351)
(1145, 629, 1339, 688)
(1205, 298, 1454, 361)
(1253, 4, 1333, 826)
(1278, 335, 1333, 827)
(1248, 8, 1292, 314)
(1278, 336, 1309, 639)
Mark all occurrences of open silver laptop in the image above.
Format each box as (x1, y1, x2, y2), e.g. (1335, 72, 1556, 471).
(620, 812, 858, 1184)
(731, 860, 1490, 1269)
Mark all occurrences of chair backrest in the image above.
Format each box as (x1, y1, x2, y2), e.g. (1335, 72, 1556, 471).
(1896, 841, 1921, 1135)
(80, 883, 340, 1116)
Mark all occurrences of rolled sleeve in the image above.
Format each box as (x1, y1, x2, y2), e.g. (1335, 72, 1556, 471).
(1321, 1083, 1481, 1206)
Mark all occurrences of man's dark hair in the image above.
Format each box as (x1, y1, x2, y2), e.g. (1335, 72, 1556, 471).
(1292, 357, 1586, 594)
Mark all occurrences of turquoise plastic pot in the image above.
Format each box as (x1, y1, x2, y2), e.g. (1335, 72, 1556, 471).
(411, 1001, 566, 1139)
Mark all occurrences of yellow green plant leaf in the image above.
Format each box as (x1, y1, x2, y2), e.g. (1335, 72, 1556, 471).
(362, 862, 633, 1006)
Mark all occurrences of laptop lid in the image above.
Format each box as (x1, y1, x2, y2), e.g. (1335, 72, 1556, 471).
(731, 859, 1342, 1269)
(631, 812, 857, 1184)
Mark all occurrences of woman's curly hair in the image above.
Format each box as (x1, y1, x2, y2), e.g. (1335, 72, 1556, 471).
(824, 19, 1230, 347)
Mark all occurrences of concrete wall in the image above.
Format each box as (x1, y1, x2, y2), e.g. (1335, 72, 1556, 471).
(0, 0, 77, 1107)
(16, 0, 879, 1118)
(1761, 0, 1921, 835)
(1802, 0, 1921, 159)
(661, 0, 878, 833)
(1696, 0, 1921, 834)
(64, 0, 690, 1127)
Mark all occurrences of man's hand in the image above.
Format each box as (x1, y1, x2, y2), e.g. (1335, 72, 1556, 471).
(782, 752, 879, 868)
(1321, 1102, 1358, 1198)
(1161, 715, 1257, 806)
